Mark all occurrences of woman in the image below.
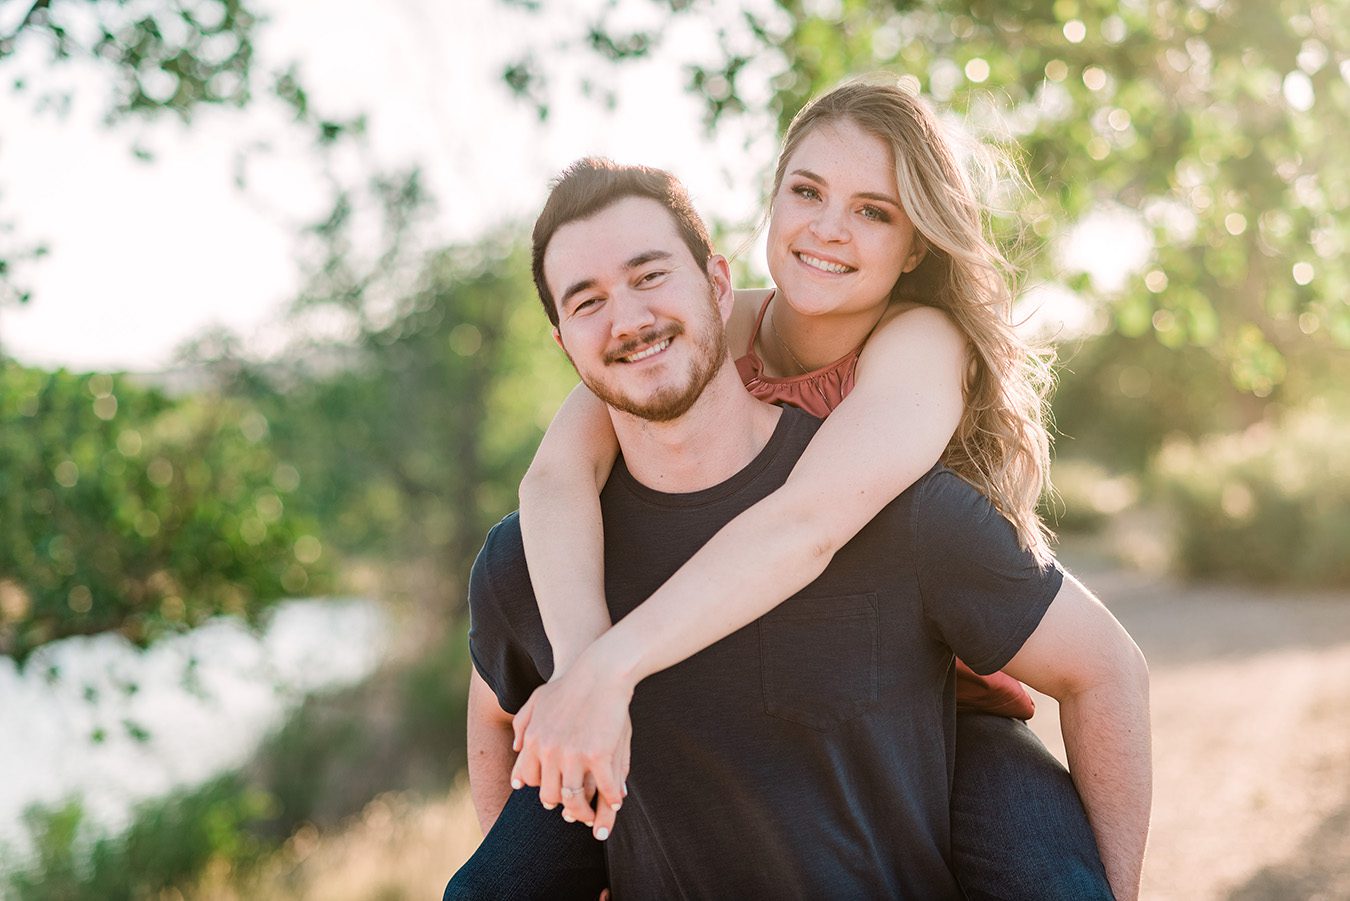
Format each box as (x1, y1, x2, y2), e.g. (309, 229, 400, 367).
(454, 79, 1112, 899)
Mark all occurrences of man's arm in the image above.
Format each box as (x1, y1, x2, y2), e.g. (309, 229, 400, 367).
(467, 667, 518, 834)
(1001, 571, 1152, 901)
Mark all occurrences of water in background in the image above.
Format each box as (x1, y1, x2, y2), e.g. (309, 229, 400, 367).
(0, 598, 388, 862)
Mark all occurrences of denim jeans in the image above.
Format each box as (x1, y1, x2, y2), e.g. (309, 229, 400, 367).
(951, 712, 1114, 900)
(444, 786, 607, 901)
(447, 713, 1113, 899)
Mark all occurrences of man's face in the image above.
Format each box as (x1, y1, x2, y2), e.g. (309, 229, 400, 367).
(544, 196, 731, 423)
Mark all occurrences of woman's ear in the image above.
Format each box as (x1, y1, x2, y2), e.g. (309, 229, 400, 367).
(902, 235, 928, 274)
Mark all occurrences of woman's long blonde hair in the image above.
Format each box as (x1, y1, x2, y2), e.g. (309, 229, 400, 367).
(772, 78, 1055, 564)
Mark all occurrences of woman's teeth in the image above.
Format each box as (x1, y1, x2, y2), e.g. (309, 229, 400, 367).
(798, 253, 853, 274)
(624, 339, 671, 362)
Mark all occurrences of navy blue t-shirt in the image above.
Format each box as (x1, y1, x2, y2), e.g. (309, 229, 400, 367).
(469, 407, 1061, 899)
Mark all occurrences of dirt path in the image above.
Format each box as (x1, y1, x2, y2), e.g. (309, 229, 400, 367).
(237, 564, 1350, 900)
(1029, 564, 1350, 900)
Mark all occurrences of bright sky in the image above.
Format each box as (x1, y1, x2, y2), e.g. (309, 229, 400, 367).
(0, 0, 775, 371)
(0, 0, 1140, 372)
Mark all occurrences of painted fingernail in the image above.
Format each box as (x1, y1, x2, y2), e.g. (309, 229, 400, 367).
(562, 811, 575, 823)
(543, 802, 556, 810)
(596, 827, 610, 841)
(622, 781, 629, 797)
(610, 801, 622, 812)
(510, 778, 522, 790)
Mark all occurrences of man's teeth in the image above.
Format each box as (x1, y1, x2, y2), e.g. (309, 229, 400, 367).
(624, 339, 671, 362)
(798, 253, 852, 274)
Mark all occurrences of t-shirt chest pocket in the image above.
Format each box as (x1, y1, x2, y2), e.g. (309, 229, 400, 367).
(759, 593, 879, 731)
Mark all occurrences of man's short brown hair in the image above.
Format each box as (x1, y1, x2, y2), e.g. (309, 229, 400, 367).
(531, 158, 715, 327)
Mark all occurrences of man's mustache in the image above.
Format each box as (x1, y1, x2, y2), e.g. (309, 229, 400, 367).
(604, 325, 685, 364)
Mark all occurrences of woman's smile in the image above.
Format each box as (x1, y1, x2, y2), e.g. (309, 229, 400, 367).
(793, 250, 856, 276)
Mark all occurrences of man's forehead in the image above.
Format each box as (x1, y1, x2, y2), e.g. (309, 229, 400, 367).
(544, 196, 691, 286)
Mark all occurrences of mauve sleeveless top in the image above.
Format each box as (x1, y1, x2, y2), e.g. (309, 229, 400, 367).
(734, 293, 1036, 720)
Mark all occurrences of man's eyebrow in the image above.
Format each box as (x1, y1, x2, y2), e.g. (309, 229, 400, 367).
(790, 168, 902, 207)
(559, 250, 675, 309)
(624, 249, 674, 270)
(559, 277, 597, 309)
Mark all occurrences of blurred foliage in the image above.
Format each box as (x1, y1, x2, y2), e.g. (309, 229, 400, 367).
(192, 172, 577, 602)
(1042, 457, 1139, 535)
(3, 776, 272, 901)
(0, 0, 364, 307)
(1155, 405, 1350, 586)
(502, 0, 1349, 402)
(0, 362, 331, 661)
(4, 165, 576, 656)
(251, 617, 474, 836)
(1050, 330, 1266, 472)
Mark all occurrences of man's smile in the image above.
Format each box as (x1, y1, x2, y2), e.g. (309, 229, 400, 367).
(620, 338, 672, 363)
(606, 327, 682, 365)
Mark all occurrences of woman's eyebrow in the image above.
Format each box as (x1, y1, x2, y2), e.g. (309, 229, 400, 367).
(790, 167, 901, 208)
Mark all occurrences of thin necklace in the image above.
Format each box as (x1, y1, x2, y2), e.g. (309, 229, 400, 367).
(769, 296, 813, 375)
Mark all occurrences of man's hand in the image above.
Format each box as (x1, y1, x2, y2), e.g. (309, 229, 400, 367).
(510, 644, 636, 841)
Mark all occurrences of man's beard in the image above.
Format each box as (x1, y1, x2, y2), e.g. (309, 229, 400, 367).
(577, 286, 727, 424)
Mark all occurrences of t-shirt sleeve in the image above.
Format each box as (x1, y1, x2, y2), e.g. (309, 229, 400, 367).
(914, 471, 1063, 675)
(467, 516, 548, 715)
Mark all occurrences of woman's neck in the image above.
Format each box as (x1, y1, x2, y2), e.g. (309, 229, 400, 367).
(756, 290, 889, 377)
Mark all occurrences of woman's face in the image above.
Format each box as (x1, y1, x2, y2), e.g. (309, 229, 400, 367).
(767, 119, 926, 319)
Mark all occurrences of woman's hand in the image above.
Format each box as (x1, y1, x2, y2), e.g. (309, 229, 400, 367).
(510, 643, 636, 841)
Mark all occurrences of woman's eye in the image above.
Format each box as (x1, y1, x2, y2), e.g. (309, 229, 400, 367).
(791, 184, 821, 201)
(859, 205, 891, 223)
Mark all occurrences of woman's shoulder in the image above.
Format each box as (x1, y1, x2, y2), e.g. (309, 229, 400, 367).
(866, 302, 963, 349)
(857, 302, 968, 372)
(877, 301, 957, 332)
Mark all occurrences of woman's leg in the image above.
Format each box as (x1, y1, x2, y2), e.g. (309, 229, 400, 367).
(951, 712, 1114, 901)
(444, 787, 608, 901)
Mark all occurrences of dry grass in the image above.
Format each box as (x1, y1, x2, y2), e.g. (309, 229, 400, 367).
(191, 778, 483, 901)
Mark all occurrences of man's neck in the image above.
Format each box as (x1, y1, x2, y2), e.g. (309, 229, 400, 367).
(610, 364, 782, 495)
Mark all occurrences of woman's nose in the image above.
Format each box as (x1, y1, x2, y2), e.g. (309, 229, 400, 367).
(808, 203, 850, 243)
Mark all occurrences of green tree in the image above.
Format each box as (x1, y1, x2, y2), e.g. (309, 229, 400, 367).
(0, 362, 330, 660)
(502, 0, 1349, 403)
(195, 172, 577, 610)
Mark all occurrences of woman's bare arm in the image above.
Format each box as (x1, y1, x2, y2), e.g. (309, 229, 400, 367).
(513, 305, 969, 831)
(518, 382, 619, 674)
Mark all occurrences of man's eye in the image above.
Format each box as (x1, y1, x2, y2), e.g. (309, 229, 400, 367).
(638, 270, 669, 286)
(573, 297, 600, 313)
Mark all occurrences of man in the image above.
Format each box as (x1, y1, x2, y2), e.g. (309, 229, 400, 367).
(460, 158, 1150, 898)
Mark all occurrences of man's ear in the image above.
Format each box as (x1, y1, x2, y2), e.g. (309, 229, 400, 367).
(552, 327, 565, 351)
(707, 255, 734, 324)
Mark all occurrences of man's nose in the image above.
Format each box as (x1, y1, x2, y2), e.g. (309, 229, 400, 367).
(808, 203, 850, 243)
(609, 292, 658, 338)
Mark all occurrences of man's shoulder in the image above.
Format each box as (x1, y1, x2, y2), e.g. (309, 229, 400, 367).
(480, 511, 525, 563)
(903, 465, 1017, 546)
(469, 512, 531, 606)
